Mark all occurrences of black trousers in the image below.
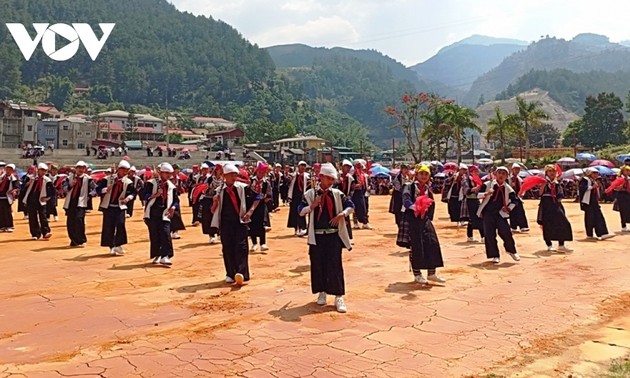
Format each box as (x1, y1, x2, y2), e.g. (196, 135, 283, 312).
(201, 198, 216, 235)
(220, 221, 250, 281)
(272, 188, 280, 210)
(309, 233, 345, 296)
(100, 207, 128, 247)
(584, 207, 608, 237)
(483, 213, 517, 258)
(0, 199, 14, 228)
(192, 201, 202, 224)
(509, 201, 529, 230)
(46, 198, 58, 218)
(27, 201, 50, 238)
(126, 199, 135, 217)
(147, 217, 173, 258)
(66, 207, 87, 245)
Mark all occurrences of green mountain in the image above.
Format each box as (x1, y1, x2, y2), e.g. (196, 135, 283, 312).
(410, 35, 527, 92)
(464, 34, 630, 106)
(0, 0, 275, 111)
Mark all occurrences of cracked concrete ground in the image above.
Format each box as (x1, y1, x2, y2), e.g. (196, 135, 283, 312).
(1, 197, 629, 377)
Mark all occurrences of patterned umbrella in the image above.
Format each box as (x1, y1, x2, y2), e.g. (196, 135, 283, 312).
(589, 159, 615, 168)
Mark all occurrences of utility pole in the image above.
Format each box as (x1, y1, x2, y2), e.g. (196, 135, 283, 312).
(392, 138, 395, 167)
(573, 131, 577, 157)
(165, 89, 170, 150)
(471, 134, 475, 166)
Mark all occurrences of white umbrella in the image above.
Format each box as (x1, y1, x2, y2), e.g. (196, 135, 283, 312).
(477, 158, 493, 165)
(557, 157, 576, 164)
(561, 168, 585, 180)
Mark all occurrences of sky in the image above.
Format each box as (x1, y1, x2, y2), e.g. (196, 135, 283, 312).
(170, 0, 630, 66)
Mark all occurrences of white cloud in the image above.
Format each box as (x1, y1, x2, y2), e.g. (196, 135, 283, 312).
(170, 0, 630, 66)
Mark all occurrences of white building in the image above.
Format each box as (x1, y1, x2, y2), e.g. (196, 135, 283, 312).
(98, 110, 164, 133)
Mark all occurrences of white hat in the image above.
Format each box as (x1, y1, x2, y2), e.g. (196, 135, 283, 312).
(342, 159, 353, 167)
(159, 163, 174, 173)
(118, 160, 131, 169)
(129, 166, 137, 171)
(223, 164, 239, 175)
(201, 163, 210, 169)
(0, 162, 6, 167)
(75, 160, 88, 167)
(37, 162, 48, 170)
(274, 163, 282, 167)
(511, 163, 521, 169)
(459, 163, 468, 170)
(585, 167, 598, 174)
(6, 164, 15, 170)
(297, 161, 307, 166)
(319, 163, 338, 180)
(495, 166, 509, 174)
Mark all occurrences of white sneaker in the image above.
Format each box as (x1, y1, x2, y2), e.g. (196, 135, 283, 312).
(467, 237, 476, 242)
(250, 244, 259, 252)
(54, 216, 59, 222)
(520, 228, 529, 233)
(260, 244, 269, 251)
(6, 228, 14, 233)
(350, 239, 354, 245)
(113, 246, 125, 255)
(428, 274, 446, 283)
(32, 236, 38, 240)
(414, 274, 428, 284)
(264, 226, 272, 232)
(622, 227, 629, 232)
(225, 276, 235, 284)
(557, 245, 573, 253)
(235, 273, 244, 285)
(209, 236, 217, 244)
(480, 237, 485, 243)
(152, 256, 161, 264)
(547, 245, 556, 252)
(362, 223, 373, 230)
(125, 214, 131, 218)
(171, 232, 181, 240)
(316, 292, 327, 306)
(296, 229, 307, 237)
(508, 252, 521, 261)
(335, 296, 347, 313)
(23, 215, 28, 220)
(352, 223, 360, 230)
(109, 248, 116, 256)
(490, 257, 500, 264)
(160, 257, 172, 265)
(600, 234, 615, 240)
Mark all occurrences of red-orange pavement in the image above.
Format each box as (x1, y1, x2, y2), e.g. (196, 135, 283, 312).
(0, 196, 629, 377)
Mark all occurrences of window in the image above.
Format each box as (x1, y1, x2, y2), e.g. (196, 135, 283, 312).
(85, 131, 91, 136)
(62, 140, 68, 146)
(62, 125, 69, 131)
(27, 125, 33, 132)
(77, 131, 82, 136)
(46, 128, 55, 136)
(78, 143, 85, 149)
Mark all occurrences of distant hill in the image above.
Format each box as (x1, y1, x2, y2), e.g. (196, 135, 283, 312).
(476, 89, 579, 142)
(410, 35, 527, 93)
(267, 44, 422, 87)
(464, 34, 630, 106)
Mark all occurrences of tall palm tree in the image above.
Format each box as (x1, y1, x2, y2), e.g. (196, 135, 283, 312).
(444, 104, 480, 162)
(515, 96, 549, 160)
(486, 107, 523, 164)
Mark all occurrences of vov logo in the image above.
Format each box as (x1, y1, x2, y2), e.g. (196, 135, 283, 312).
(6, 23, 115, 61)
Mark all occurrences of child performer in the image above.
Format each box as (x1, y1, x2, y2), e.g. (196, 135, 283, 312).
(0, 163, 19, 232)
(143, 163, 178, 265)
(398, 164, 445, 284)
(250, 163, 272, 252)
(612, 165, 630, 232)
(463, 165, 485, 242)
(538, 165, 573, 252)
(169, 164, 186, 240)
(508, 164, 529, 232)
(211, 164, 259, 285)
(579, 168, 615, 240)
(97, 160, 136, 255)
(299, 163, 354, 313)
(476, 166, 521, 263)
(63, 161, 95, 247)
(23, 163, 54, 240)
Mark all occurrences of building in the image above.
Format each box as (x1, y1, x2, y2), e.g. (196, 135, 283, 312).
(98, 110, 164, 133)
(37, 119, 59, 149)
(205, 127, 244, 147)
(0, 102, 55, 148)
(191, 116, 235, 129)
(58, 117, 97, 149)
(166, 129, 205, 142)
(273, 136, 326, 151)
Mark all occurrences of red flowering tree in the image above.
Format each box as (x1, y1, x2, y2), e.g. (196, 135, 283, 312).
(385, 92, 451, 163)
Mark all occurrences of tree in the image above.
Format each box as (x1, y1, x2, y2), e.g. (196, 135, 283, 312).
(486, 107, 523, 163)
(568, 92, 625, 148)
(443, 103, 480, 162)
(528, 123, 560, 148)
(515, 96, 549, 159)
(169, 133, 183, 144)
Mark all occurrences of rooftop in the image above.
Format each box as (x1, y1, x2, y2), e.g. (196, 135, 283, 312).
(274, 136, 324, 143)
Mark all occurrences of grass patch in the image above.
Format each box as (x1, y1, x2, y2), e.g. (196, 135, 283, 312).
(609, 358, 630, 378)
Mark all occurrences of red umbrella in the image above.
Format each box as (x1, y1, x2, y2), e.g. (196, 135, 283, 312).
(178, 172, 188, 180)
(443, 169, 455, 175)
(444, 162, 458, 170)
(91, 172, 107, 182)
(237, 169, 250, 184)
(589, 159, 615, 168)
